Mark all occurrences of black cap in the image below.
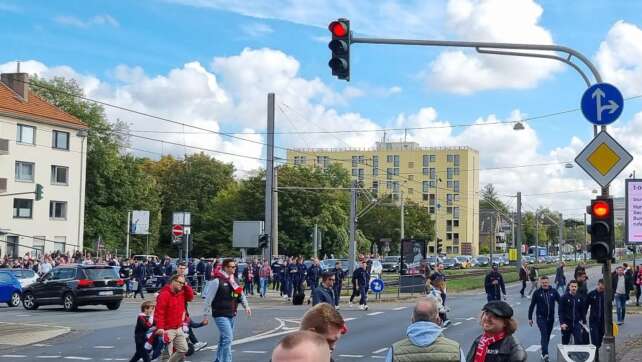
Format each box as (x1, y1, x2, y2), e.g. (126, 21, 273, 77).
(482, 301, 513, 318)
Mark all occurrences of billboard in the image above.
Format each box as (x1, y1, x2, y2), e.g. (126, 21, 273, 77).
(626, 179, 642, 244)
(131, 210, 150, 235)
(232, 221, 264, 248)
(400, 239, 426, 266)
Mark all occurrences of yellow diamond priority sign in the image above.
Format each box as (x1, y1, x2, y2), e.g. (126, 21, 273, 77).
(575, 131, 633, 188)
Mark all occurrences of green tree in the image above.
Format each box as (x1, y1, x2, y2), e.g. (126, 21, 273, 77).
(480, 184, 508, 214)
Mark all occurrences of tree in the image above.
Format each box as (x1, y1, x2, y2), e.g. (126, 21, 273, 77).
(480, 184, 508, 214)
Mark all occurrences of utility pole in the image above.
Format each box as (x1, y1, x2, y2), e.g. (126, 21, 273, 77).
(400, 191, 405, 240)
(559, 212, 563, 260)
(265, 93, 275, 260)
(272, 166, 279, 257)
(313, 223, 318, 259)
(349, 180, 358, 273)
(516, 192, 522, 265)
(536, 211, 539, 264)
(125, 211, 131, 259)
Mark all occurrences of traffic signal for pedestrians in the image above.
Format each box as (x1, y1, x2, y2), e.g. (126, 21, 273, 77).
(258, 233, 269, 249)
(328, 18, 351, 81)
(436, 238, 443, 254)
(588, 198, 614, 262)
(35, 183, 44, 201)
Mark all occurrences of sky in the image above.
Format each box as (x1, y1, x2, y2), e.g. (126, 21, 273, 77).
(2, 0, 642, 220)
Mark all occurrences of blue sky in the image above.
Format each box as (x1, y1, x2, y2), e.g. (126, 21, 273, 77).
(3, 0, 642, 216)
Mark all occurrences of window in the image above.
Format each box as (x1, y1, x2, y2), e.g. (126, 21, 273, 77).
(454, 220, 459, 227)
(373, 167, 379, 176)
(386, 180, 393, 189)
(393, 155, 400, 167)
(293, 156, 307, 165)
(453, 181, 460, 193)
(6, 235, 18, 258)
(51, 165, 69, 185)
(392, 181, 400, 193)
(422, 181, 430, 193)
(453, 233, 460, 244)
(387, 168, 394, 180)
(358, 168, 365, 181)
(429, 194, 436, 206)
(17, 124, 35, 144)
(53, 236, 66, 253)
(447, 233, 452, 240)
(33, 236, 45, 257)
(453, 155, 460, 166)
(430, 168, 436, 180)
(52, 130, 70, 150)
(352, 168, 358, 176)
(454, 194, 460, 202)
(453, 207, 460, 219)
(15, 161, 34, 182)
(422, 193, 429, 201)
(428, 180, 436, 188)
(54, 268, 75, 280)
(408, 188, 414, 194)
(49, 201, 67, 219)
(447, 168, 453, 179)
(453, 246, 459, 254)
(423, 155, 430, 167)
(447, 194, 453, 206)
(454, 167, 460, 176)
(372, 155, 379, 167)
(386, 155, 393, 163)
(423, 167, 430, 176)
(408, 161, 415, 169)
(447, 180, 453, 188)
(447, 220, 453, 232)
(447, 207, 453, 214)
(447, 154, 453, 162)
(352, 156, 358, 167)
(430, 155, 436, 162)
(316, 156, 329, 169)
(408, 175, 414, 181)
(372, 181, 379, 194)
(13, 198, 33, 218)
(358, 156, 365, 164)
(429, 207, 435, 214)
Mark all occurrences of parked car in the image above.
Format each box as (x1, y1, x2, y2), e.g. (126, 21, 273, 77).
(0, 270, 22, 307)
(8, 268, 38, 288)
(455, 256, 472, 268)
(132, 255, 159, 263)
(22, 265, 125, 312)
(382, 256, 401, 272)
(473, 256, 490, 267)
(493, 255, 509, 266)
(441, 257, 462, 269)
(426, 256, 442, 268)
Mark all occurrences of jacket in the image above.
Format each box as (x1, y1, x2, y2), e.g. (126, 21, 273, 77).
(153, 283, 194, 330)
(465, 334, 527, 362)
(528, 287, 559, 321)
(307, 265, 321, 287)
(518, 267, 528, 282)
(611, 272, 633, 299)
(353, 267, 368, 287)
(386, 321, 464, 362)
(586, 289, 604, 324)
(332, 267, 345, 285)
(259, 265, 272, 279)
(133, 263, 146, 280)
(484, 271, 506, 297)
(312, 285, 335, 306)
(555, 266, 566, 285)
(558, 292, 586, 327)
(528, 267, 538, 282)
(202, 274, 249, 317)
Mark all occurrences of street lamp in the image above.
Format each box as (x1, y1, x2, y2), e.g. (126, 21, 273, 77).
(565, 162, 574, 169)
(513, 121, 525, 131)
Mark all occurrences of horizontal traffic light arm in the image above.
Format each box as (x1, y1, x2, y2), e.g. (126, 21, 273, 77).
(0, 191, 38, 197)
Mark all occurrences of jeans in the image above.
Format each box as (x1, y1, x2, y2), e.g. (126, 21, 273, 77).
(615, 293, 627, 323)
(590, 320, 605, 348)
(333, 284, 342, 306)
(556, 282, 566, 295)
(561, 323, 585, 345)
(260, 277, 269, 297)
(214, 316, 235, 362)
(537, 318, 554, 355)
(520, 280, 526, 296)
(359, 285, 367, 305)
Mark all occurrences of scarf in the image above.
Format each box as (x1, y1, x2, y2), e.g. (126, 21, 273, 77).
(213, 269, 243, 295)
(474, 331, 506, 362)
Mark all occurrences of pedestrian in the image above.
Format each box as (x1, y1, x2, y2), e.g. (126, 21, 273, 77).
(312, 272, 336, 306)
(527, 275, 560, 361)
(385, 298, 464, 362)
(554, 261, 566, 295)
(586, 279, 605, 359)
(576, 272, 589, 299)
(484, 264, 506, 302)
(331, 261, 345, 309)
(527, 264, 538, 297)
(300, 302, 347, 357)
(430, 263, 449, 325)
(259, 261, 272, 298)
(253, 259, 261, 295)
(154, 274, 193, 362)
(558, 280, 587, 345)
(466, 301, 527, 362)
(129, 301, 155, 362)
(202, 258, 251, 362)
(426, 278, 447, 324)
(271, 258, 282, 292)
(307, 258, 321, 304)
(133, 259, 147, 299)
(574, 262, 585, 280)
(295, 257, 307, 297)
(518, 263, 528, 298)
(242, 262, 253, 295)
(635, 265, 642, 306)
(612, 265, 633, 325)
(271, 330, 331, 362)
(351, 260, 369, 310)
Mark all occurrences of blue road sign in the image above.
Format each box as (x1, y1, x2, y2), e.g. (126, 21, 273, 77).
(370, 278, 384, 293)
(581, 83, 623, 125)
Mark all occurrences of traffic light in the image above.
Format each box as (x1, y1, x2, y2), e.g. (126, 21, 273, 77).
(328, 18, 351, 81)
(436, 238, 443, 254)
(258, 233, 269, 249)
(35, 183, 44, 201)
(588, 198, 614, 262)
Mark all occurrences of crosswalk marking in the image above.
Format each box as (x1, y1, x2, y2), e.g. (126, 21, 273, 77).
(372, 348, 388, 354)
(340, 355, 364, 358)
(453, 322, 462, 326)
(368, 312, 384, 316)
(371, 356, 386, 359)
(392, 307, 407, 311)
(526, 345, 541, 352)
(466, 317, 476, 321)
(242, 351, 267, 354)
(344, 317, 357, 321)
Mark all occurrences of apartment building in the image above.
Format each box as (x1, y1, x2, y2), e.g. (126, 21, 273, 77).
(287, 141, 480, 256)
(0, 72, 88, 258)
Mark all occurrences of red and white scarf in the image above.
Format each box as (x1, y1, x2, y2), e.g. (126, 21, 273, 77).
(213, 269, 243, 295)
(474, 331, 506, 362)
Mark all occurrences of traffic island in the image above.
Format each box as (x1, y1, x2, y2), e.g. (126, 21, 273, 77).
(0, 322, 70, 347)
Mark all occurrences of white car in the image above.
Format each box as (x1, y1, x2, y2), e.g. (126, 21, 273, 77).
(9, 268, 38, 288)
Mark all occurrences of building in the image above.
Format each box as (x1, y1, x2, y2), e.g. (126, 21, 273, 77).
(0, 72, 88, 258)
(614, 196, 624, 225)
(287, 141, 480, 255)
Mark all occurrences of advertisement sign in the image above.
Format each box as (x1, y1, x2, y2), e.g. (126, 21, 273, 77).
(131, 210, 150, 235)
(232, 221, 264, 248)
(626, 179, 642, 244)
(400, 239, 426, 270)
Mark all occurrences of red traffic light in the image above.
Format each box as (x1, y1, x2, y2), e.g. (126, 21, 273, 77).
(329, 21, 348, 37)
(592, 200, 610, 218)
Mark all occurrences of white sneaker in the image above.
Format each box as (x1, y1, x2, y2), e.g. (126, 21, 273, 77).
(193, 341, 207, 351)
(359, 304, 364, 310)
(348, 302, 354, 308)
(364, 305, 368, 311)
(336, 305, 340, 310)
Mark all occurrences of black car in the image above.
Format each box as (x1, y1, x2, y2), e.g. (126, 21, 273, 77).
(22, 265, 125, 312)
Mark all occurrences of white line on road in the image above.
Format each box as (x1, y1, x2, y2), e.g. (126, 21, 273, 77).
(243, 351, 267, 354)
(339, 355, 364, 358)
(516, 302, 521, 305)
(33, 344, 53, 347)
(392, 307, 407, 311)
(367, 312, 384, 316)
(466, 317, 476, 321)
(15, 314, 31, 317)
(525, 345, 541, 352)
(64, 357, 93, 360)
(344, 317, 357, 321)
(0, 356, 26, 358)
(453, 322, 462, 326)
(372, 348, 388, 354)
(371, 356, 385, 359)
(93, 346, 114, 349)
(36, 357, 61, 359)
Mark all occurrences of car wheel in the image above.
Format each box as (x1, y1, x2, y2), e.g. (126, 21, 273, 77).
(22, 292, 39, 310)
(63, 293, 78, 312)
(8, 292, 21, 307)
(106, 301, 121, 310)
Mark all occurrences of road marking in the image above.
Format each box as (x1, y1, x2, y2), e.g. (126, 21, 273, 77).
(392, 307, 407, 311)
(93, 346, 114, 349)
(516, 302, 521, 305)
(453, 322, 462, 326)
(36, 357, 61, 359)
(64, 357, 93, 360)
(367, 312, 384, 316)
(339, 355, 364, 358)
(33, 344, 53, 347)
(371, 356, 385, 359)
(466, 317, 476, 321)
(15, 314, 31, 317)
(372, 348, 388, 354)
(525, 345, 541, 352)
(344, 317, 357, 321)
(0, 356, 26, 358)
(243, 351, 267, 354)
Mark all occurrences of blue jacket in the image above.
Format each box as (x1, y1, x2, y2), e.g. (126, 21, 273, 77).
(555, 266, 566, 285)
(332, 267, 345, 286)
(286, 263, 298, 281)
(586, 289, 604, 324)
(528, 287, 559, 321)
(133, 263, 146, 280)
(296, 263, 307, 283)
(312, 285, 335, 306)
(307, 265, 321, 287)
(353, 267, 368, 287)
(385, 321, 465, 362)
(559, 292, 586, 326)
(484, 271, 506, 297)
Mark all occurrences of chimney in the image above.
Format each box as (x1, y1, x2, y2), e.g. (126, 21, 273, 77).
(0, 72, 29, 101)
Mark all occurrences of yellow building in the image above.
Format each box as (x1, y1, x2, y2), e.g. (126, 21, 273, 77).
(287, 141, 480, 256)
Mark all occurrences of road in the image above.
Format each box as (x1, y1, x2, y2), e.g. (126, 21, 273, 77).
(0, 265, 641, 361)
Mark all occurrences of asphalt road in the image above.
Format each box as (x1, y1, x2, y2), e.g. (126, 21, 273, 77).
(1, 265, 641, 362)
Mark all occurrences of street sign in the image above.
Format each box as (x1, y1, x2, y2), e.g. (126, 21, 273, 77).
(172, 212, 191, 226)
(575, 131, 633, 188)
(625, 179, 642, 243)
(131, 210, 150, 235)
(581, 83, 623, 125)
(172, 224, 184, 237)
(370, 278, 384, 293)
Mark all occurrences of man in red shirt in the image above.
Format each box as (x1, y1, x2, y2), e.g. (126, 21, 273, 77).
(154, 274, 193, 362)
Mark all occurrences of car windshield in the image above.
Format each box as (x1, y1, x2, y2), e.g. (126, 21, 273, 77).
(383, 257, 399, 262)
(477, 256, 489, 262)
(21, 270, 35, 278)
(443, 258, 456, 263)
(82, 268, 119, 280)
(455, 257, 467, 261)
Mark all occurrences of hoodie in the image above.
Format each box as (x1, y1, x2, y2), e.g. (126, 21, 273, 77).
(385, 321, 465, 362)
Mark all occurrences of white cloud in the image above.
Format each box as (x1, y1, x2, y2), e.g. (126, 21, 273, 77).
(596, 20, 642, 97)
(426, 0, 562, 94)
(241, 22, 274, 37)
(54, 14, 119, 28)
